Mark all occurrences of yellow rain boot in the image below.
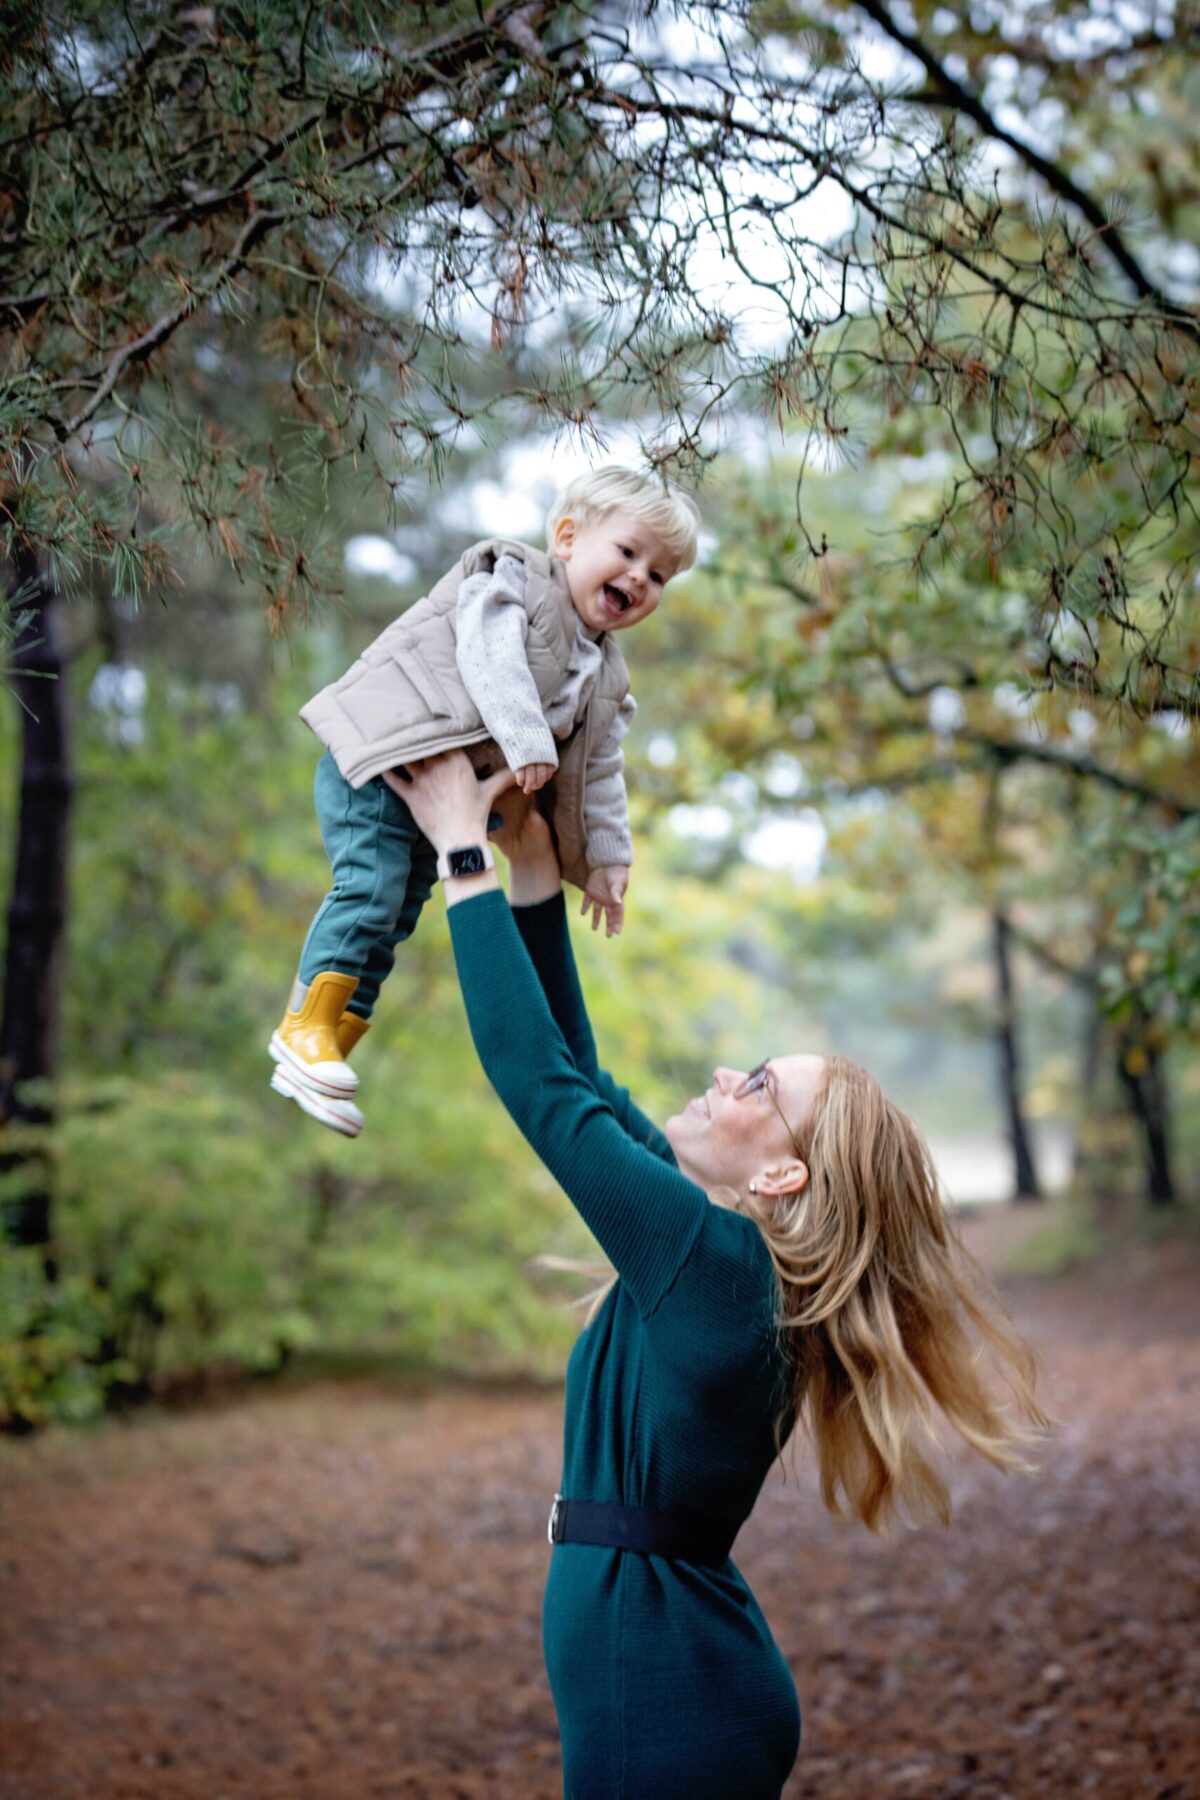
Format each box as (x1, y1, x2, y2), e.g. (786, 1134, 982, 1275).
(271, 1061, 364, 1136)
(269, 971, 361, 1097)
(270, 997, 371, 1137)
(337, 1011, 370, 1058)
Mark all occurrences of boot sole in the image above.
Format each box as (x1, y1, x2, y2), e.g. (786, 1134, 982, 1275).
(270, 1066, 363, 1137)
(268, 1031, 359, 1098)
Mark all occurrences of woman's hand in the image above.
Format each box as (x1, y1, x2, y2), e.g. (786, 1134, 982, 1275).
(382, 752, 515, 857)
(490, 789, 562, 907)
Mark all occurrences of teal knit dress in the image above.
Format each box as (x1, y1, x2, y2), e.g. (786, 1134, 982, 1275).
(450, 889, 802, 1800)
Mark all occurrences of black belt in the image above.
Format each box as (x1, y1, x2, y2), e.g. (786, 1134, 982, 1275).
(548, 1493, 739, 1567)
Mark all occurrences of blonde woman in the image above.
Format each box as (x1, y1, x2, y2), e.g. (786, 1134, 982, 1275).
(390, 751, 1048, 1800)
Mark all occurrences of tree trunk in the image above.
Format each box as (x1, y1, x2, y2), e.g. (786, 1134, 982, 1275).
(1, 552, 72, 1267)
(1116, 1026, 1175, 1206)
(992, 906, 1041, 1201)
(1070, 991, 1110, 1195)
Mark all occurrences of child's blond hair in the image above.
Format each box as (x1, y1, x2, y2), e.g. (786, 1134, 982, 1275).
(546, 466, 700, 574)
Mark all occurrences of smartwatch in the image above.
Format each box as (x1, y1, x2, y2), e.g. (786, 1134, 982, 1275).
(436, 844, 495, 882)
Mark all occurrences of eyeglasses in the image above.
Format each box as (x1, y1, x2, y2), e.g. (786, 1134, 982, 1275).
(734, 1061, 805, 1160)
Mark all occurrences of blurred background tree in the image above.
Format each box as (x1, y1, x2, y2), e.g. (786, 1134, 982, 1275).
(2, 0, 1196, 1424)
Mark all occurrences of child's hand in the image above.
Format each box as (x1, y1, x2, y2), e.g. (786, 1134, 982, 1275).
(581, 865, 629, 937)
(516, 762, 555, 796)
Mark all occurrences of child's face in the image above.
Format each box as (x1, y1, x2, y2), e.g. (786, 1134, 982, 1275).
(552, 506, 678, 634)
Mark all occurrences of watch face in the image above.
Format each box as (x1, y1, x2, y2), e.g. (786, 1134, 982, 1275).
(448, 846, 487, 877)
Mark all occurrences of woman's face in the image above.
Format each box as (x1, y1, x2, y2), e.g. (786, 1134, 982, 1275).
(664, 1056, 826, 1196)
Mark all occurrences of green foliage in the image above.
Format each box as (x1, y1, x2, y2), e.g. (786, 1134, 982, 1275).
(4, 0, 1196, 710)
(0, 1056, 586, 1430)
(635, 447, 1199, 1061)
(1100, 817, 1200, 1030)
(0, 1249, 120, 1428)
(0, 625, 804, 1422)
(0, 1060, 584, 1431)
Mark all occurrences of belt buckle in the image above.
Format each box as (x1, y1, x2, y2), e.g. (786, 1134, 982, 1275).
(547, 1492, 563, 1545)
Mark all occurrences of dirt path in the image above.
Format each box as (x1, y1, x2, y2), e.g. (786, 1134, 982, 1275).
(3, 1217, 1199, 1800)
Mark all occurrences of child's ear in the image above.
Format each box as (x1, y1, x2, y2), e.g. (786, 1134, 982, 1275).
(553, 516, 576, 557)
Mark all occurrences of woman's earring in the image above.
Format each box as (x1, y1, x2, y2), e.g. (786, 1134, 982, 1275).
(748, 1181, 758, 1194)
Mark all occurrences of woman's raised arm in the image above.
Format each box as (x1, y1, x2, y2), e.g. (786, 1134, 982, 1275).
(449, 886, 705, 1314)
(386, 756, 705, 1312)
(490, 791, 674, 1162)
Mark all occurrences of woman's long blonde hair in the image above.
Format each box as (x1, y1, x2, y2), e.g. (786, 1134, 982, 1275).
(545, 1053, 1050, 1535)
(743, 1053, 1050, 1532)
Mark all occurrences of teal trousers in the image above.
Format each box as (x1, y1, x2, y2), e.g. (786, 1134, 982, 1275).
(297, 752, 436, 1018)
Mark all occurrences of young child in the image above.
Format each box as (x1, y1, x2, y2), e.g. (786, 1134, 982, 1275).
(270, 464, 700, 1136)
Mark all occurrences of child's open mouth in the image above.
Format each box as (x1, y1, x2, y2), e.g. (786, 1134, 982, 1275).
(601, 583, 633, 616)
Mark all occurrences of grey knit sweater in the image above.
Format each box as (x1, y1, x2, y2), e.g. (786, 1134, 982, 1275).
(455, 552, 636, 868)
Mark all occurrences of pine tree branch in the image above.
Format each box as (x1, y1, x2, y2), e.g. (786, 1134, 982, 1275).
(803, 758, 994, 800)
(58, 208, 285, 442)
(852, 0, 1179, 317)
(854, 689, 1196, 814)
(38, 1, 553, 443)
(954, 728, 1198, 816)
(581, 80, 1199, 339)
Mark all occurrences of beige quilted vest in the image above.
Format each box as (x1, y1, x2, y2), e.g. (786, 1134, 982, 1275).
(300, 536, 631, 889)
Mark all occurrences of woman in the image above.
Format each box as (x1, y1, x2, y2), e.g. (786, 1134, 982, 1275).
(391, 752, 1048, 1800)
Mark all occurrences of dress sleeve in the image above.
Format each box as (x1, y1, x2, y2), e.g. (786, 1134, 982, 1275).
(451, 889, 706, 1315)
(512, 893, 675, 1163)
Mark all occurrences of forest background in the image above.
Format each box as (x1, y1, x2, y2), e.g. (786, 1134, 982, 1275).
(2, 0, 1198, 1429)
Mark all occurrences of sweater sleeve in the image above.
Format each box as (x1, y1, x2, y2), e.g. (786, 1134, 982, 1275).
(512, 893, 676, 1163)
(455, 553, 558, 772)
(583, 691, 635, 868)
(451, 889, 706, 1314)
